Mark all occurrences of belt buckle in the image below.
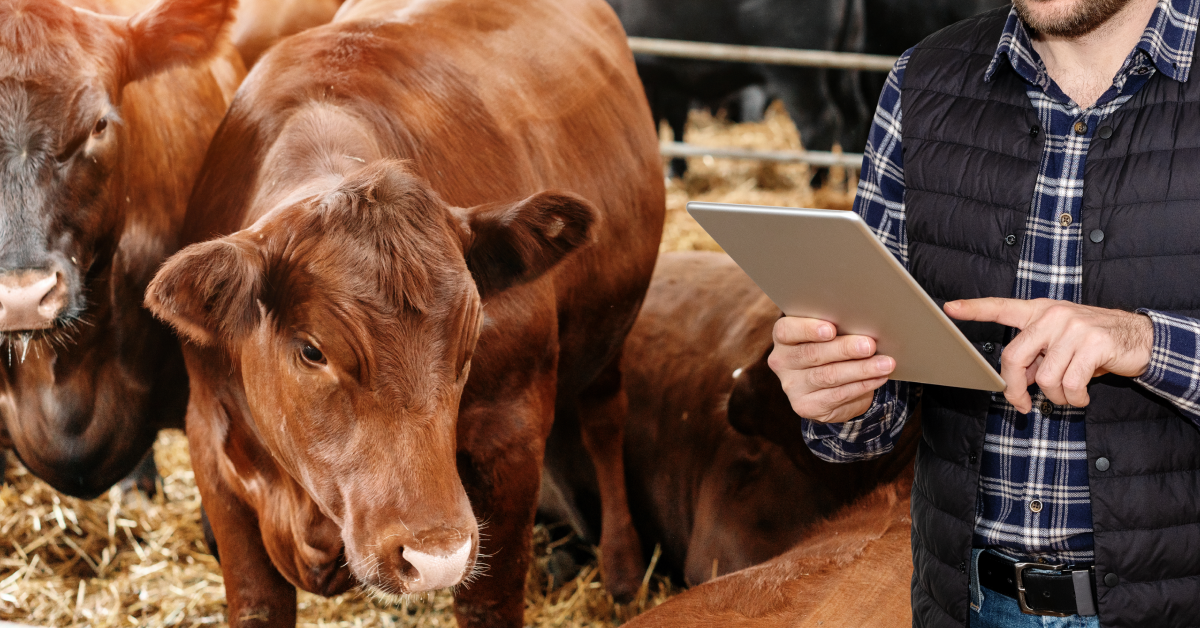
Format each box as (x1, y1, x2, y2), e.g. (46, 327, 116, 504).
(1013, 561, 1070, 617)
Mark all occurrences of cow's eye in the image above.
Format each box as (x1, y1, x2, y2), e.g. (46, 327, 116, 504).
(92, 117, 108, 136)
(300, 343, 325, 364)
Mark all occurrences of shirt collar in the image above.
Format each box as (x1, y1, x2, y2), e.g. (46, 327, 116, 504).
(985, 0, 1200, 85)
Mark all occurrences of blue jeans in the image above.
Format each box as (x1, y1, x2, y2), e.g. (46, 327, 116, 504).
(969, 549, 1100, 628)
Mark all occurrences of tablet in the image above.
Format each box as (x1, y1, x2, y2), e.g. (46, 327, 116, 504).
(687, 202, 1006, 392)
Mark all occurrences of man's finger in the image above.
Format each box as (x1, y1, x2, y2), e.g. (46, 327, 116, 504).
(1025, 354, 1044, 387)
(999, 326, 1050, 413)
(945, 297, 1041, 329)
(1034, 343, 1077, 407)
(805, 355, 895, 392)
(790, 334, 877, 367)
(805, 379, 888, 423)
(1062, 346, 1102, 407)
(773, 316, 837, 345)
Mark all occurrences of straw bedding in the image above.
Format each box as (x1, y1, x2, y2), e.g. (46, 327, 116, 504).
(0, 106, 855, 627)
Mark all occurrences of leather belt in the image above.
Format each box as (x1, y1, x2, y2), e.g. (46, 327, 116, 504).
(977, 550, 1098, 616)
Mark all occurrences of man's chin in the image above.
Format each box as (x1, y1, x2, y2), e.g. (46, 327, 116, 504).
(1013, 0, 1135, 39)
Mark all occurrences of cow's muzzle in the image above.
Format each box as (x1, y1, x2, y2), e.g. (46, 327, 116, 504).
(0, 269, 66, 331)
(401, 538, 474, 592)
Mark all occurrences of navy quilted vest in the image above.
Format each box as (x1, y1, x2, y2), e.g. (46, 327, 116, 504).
(902, 8, 1200, 627)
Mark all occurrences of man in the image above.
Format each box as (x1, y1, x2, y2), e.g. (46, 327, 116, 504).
(768, 0, 1200, 626)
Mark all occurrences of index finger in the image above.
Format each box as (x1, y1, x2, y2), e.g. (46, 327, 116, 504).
(773, 316, 837, 345)
(945, 297, 1039, 328)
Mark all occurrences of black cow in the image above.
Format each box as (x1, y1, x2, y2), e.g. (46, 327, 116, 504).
(857, 0, 1010, 123)
(608, 0, 1010, 178)
(606, 0, 862, 177)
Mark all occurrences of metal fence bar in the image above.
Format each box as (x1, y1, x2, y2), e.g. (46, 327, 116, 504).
(627, 37, 899, 72)
(659, 142, 864, 169)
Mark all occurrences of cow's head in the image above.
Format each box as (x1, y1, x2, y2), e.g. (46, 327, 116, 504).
(146, 161, 595, 597)
(0, 0, 235, 338)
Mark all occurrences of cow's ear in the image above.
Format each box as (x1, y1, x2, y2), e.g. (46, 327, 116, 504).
(456, 191, 596, 298)
(145, 235, 263, 347)
(122, 0, 238, 83)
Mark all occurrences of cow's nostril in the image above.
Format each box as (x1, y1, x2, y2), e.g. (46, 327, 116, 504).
(399, 538, 473, 592)
(37, 274, 68, 317)
(394, 552, 419, 582)
(0, 270, 64, 331)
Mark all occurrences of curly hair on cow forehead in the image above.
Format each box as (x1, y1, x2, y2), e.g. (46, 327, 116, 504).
(262, 161, 473, 317)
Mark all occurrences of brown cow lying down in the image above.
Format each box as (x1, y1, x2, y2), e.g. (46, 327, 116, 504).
(624, 473, 915, 628)
(144, 0, 663, 625)
(229, 0, 343, 67)
(541, 252, 917, 586)
(0, 0, 243, 498)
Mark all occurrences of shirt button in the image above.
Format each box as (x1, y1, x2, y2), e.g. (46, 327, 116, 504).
(1030, 125, 1040, 138)
(969, 451, 979, 464)
(982, 342, 995, 353)
(1090, 229, 1105, 243)
(1040, 400, 1055, 415)
(1105, 573, 1119, 587)
(1074, 120, 1088, 135)
(1030, 499, 1044, 513)
(1098, 125, 1113, 139)
(1096, 457, 1111, 471)
(1005, 234, 1017, 246)
(1059, 213, 1073, 227)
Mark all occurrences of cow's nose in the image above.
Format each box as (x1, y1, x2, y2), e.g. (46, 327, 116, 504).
(400, 538, 473, 592)
(0, 270, 65, 331)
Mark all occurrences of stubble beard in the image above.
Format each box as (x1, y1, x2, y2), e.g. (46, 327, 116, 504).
(1013, 0, 1137, 38)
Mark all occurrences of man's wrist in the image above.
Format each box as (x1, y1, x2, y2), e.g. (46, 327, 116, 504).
(1125, 310, 1155, 379)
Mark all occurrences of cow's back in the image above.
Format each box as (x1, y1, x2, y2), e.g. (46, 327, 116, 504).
(623, 475, 915, 628)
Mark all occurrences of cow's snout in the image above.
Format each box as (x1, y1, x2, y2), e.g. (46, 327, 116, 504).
(362, 524, 476, 595)
(0, 269, 66, 331)
(401, 538, 473, 592)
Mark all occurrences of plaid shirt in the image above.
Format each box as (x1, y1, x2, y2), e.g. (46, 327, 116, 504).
(803, 0, 1200, 563)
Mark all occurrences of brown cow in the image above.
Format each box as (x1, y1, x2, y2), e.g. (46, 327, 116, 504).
(542, 251, 916, 587)
(0, 0, 244, 498)
(144, 0, 663, 625)
(624, 473, 915, 628)
(229, 0, 342, 67)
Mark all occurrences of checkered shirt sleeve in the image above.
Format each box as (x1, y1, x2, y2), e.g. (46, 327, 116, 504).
(802, 50, 920, 463)
(1135, 309, 1200, 425)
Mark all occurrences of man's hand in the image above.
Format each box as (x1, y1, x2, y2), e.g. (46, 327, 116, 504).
(945, 298, 1154, 412)
(766, 317, 896, 423)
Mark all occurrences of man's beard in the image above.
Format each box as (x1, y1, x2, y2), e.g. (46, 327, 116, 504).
(1013, 0, 1136, 38)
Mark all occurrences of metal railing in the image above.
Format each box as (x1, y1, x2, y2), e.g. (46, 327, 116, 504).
(630, 37, 897, 170)
(659, 141, 863, 169)
(627, 37, 899, 72)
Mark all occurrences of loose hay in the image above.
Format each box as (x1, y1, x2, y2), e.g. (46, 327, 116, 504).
(0, 105, 851, 627)
(661, 102, 857, 254)
(0, 432, 676, 628)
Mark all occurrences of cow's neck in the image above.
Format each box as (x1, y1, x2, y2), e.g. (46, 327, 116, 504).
(246, 103, 384, 228)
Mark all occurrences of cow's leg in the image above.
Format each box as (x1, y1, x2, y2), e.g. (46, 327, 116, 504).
(188, 425, 296, 626)
(197, 483, 296, 627)
(453, 399, 554, 627)
(200, 505, 220, 563)
(662, 89, 691, 179)
(576, 356, 644, 601)
(765, 66, 841, 187)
